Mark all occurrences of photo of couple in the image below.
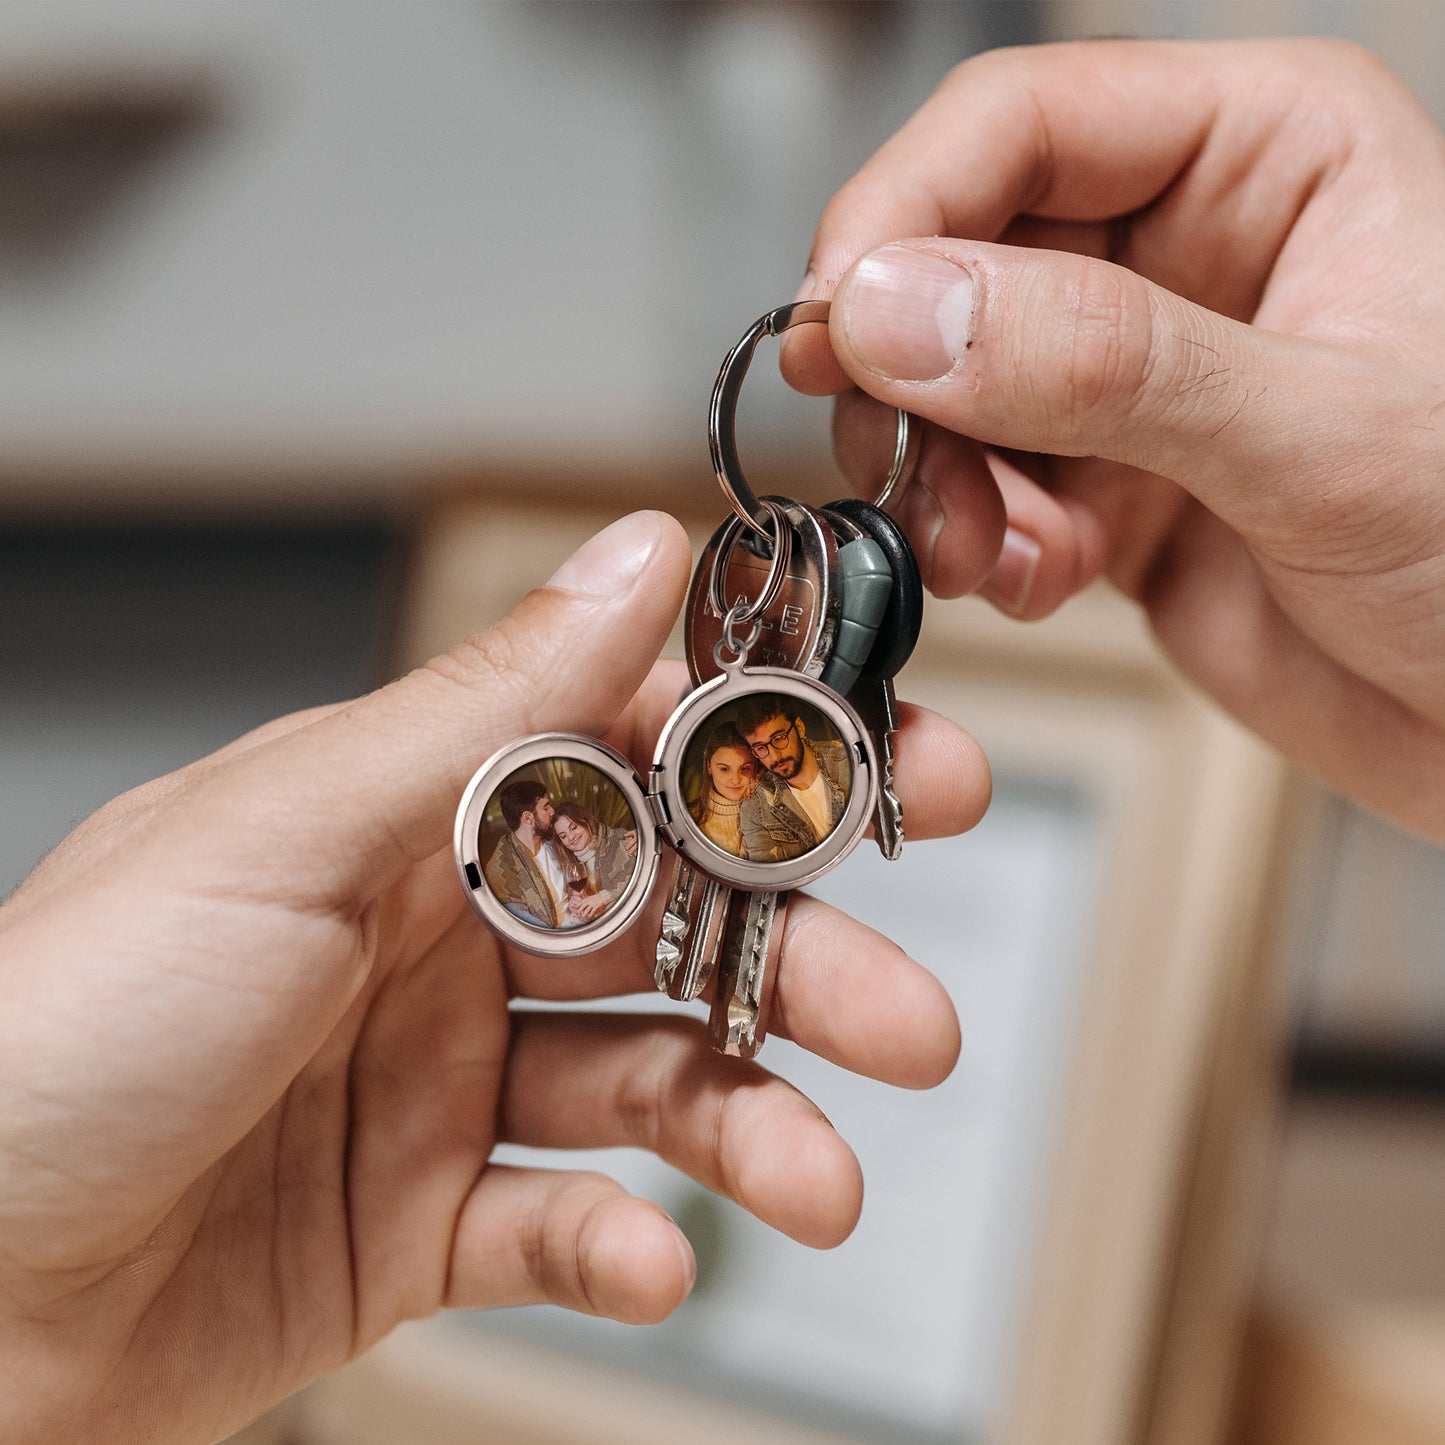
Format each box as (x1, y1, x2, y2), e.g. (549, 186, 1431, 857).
(687, 693, 852, 864)
(481, 764, 639, 931)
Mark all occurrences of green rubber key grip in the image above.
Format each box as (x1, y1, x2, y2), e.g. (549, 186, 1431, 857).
(819, 537, 891, 696)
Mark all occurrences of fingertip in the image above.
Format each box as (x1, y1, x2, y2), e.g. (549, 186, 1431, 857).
(892, 965, 962, 1091)
(778, 270, 856, 395)
(976, 525, 1045, 617)
(894, 703, 992, 838)
(584, 1195, 697, 1325)
(790, 1125, 865, 1250)
(779, 323, 853, 396)
(540, 509, 684, 601)
(976, 494, 1110, 622)
(722, 1063, 862, 1248)
(1060, 493, 1111, 592)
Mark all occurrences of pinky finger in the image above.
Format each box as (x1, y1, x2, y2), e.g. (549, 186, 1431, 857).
(445, 1164, 697, 1325)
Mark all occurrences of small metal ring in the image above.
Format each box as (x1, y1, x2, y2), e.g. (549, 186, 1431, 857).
(714, 606, 763, 669)
(708, 299, 919, 541)
(708, 498, 792, 627)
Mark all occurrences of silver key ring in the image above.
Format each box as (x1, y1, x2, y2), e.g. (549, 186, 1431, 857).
(708, 497, 792, 626)
(708, 299, 920, 544)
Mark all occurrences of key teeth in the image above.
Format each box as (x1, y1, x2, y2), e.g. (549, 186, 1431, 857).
(879, 757, 903, 861)
(720, 1004, 760, 1059)
(654, 933, 683, 991)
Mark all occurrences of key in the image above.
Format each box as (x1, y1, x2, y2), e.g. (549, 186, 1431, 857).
(853, 665, 905, 861)
(709, 888, 789, 1058)
(823, 497, 924, 861)
(685, 497, 840, 685)
(654, 853, 731, 1001)
(816, 511, 893, 699)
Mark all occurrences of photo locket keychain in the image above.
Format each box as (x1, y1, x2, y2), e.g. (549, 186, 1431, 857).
(453, 506, 880, 959)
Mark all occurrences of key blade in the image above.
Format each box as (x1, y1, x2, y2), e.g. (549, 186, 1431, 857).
(708, 890, 788, 1059)
(655, 856, 724, 999)
(677, 875, 730, 1001)
(854, 678, 903, 861)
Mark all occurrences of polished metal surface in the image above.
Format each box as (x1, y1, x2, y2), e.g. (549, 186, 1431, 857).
(454, 732, 659, 959)
(709, 888, 788, 1060)
(707, 497, 792, 628)
(654, 853, 730, 1002)
(852, 674, 904, 861)
(687, 497, 840, 685)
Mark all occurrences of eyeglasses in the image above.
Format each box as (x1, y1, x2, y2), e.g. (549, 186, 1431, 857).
(748, 720, 797, 759)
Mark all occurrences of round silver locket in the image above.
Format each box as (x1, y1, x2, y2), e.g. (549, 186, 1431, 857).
(454, 660, 878, 958)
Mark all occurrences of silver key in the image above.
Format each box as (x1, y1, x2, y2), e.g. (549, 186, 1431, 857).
(709, 889, 789, 1058)
(686, 497, 840, 685)
(655, 853, 730, 1001)
(852, 676, 903, 860)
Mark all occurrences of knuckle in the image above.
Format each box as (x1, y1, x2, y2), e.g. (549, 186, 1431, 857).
(417, 615, 543, 732)
(936, 50, 989, 96)
(1290, 36, 1386, 87)
(1044, 257, 1157, 440)
(1274, 39, 1408, 139)
(530, 1174, 614, 1312)
(614, 1051, 669, 1155)
(939, 44, 1025, 92)
(424, 618, 521, 695)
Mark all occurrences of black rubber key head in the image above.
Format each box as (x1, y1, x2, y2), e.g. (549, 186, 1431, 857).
(823, 497, 924, 680)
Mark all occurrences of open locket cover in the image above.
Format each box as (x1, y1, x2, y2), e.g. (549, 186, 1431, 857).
(454, 663, 878, 958)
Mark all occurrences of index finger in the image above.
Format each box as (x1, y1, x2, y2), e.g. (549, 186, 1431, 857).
(501, 886, 962, 1092)
(781, 37, 1330, 393)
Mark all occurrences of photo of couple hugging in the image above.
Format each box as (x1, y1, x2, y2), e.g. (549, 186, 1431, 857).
(689, 693, 852, 864)
(482, 766, 639, 931)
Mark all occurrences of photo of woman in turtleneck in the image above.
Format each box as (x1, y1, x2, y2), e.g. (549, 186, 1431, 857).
(688, 721, 761, 859)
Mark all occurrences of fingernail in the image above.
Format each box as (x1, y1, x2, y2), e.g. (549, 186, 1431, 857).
(674, 1227, 698, 1294)
(978, 526, 1041, 616)
(839, 244, 975, 381)
(546, 512, 661, 599)
(896, 475, 945, 577)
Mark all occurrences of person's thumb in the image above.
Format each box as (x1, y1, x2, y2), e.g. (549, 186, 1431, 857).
(826, 239, 1396, 547)
(191, 509, 692, 904)
(0, 512, 690, 1259)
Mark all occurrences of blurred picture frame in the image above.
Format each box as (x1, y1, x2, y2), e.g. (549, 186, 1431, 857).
(258, 488, 1301, 1445)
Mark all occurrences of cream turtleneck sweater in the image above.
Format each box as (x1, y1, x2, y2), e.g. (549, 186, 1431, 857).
(699, 793, 745, 858)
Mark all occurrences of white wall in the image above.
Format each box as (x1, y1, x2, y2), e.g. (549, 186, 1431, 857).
(0, 1, 1001, 499)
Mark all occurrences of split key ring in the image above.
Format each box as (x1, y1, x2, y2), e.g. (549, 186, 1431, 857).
(708, 299, 920, 545)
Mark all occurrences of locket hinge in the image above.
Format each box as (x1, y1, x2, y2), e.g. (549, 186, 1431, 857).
(645, 779, 671, 832)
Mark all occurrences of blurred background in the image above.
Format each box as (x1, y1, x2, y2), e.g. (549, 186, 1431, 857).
(3, 3, 1445, 1444)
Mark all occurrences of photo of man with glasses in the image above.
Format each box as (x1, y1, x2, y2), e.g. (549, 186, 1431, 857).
(734, 693, 851, 863)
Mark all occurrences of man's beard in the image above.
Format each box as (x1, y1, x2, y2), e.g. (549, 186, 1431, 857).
(768, 755, 800, 780)
(534, 818, 555, 839)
